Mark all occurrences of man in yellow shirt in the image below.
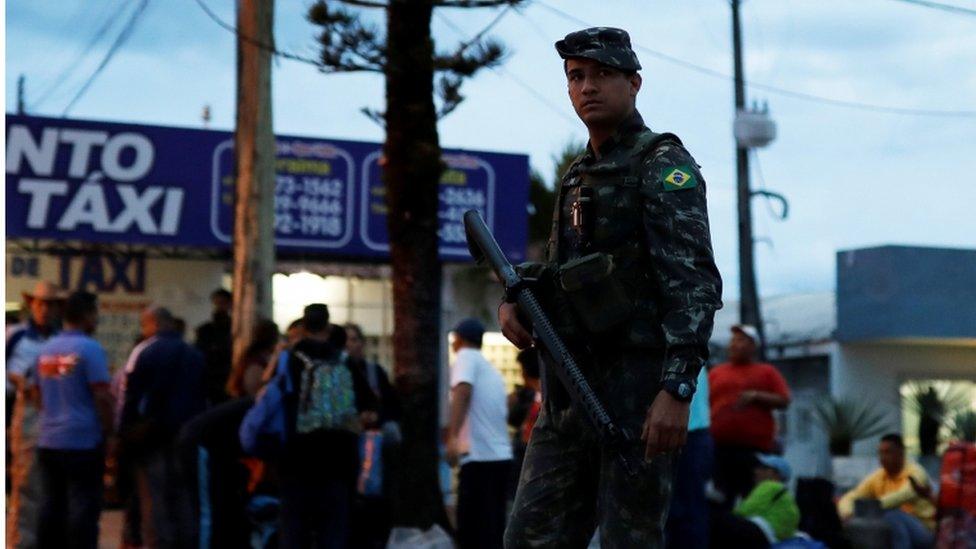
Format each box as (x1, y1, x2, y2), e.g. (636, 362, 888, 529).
(838, 433, 936, 549)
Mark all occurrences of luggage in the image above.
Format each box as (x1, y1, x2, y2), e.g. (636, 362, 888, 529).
(936, 441, 976, 549)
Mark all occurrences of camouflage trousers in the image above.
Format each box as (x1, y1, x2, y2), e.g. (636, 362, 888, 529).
(505, 350, 674, 549)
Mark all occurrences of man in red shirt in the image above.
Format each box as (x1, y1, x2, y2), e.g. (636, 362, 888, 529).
(708, 324, 790, 507)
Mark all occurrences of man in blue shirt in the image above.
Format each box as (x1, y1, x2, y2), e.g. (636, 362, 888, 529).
(34, 290, 114, 549)
(6, 280, 65, 549)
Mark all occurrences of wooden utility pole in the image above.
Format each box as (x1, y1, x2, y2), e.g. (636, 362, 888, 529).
(731, 0, 766, 355)
(232, 0, 276, 371)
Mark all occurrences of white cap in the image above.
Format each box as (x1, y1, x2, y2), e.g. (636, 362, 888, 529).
(732, 324, 761, 346)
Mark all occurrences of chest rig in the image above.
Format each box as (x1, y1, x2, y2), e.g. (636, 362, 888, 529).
(544, 129, 681, 342)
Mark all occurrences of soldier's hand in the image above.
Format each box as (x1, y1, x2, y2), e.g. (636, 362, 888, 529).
(641, 391, 690, 458)
(498, 302, 533, 349)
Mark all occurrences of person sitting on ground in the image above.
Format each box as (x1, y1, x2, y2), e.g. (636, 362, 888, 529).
(838, 433, 935, 549)
(710, 454, 800, 548)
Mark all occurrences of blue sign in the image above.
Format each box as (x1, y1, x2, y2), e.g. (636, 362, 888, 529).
(5, 115, 529, 261)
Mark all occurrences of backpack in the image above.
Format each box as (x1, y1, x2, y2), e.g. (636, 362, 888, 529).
(292, 350, 359, 434)
(239, 351, 293, 458)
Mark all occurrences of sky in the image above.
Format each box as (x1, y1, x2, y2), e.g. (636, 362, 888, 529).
(6, 0, 976, 302)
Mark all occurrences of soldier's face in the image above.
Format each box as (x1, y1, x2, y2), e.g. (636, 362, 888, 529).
(566, 58, 641, 128)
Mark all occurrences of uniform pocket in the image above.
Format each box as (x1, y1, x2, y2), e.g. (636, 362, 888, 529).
(558, 253, 635, 334)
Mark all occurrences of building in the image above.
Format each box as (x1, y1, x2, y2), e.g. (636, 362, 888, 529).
(712, 245, 976, 480)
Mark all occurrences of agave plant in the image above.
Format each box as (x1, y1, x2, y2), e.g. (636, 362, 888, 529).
(814, 397, 893, 456)
(950, 410, 976, 443)
(903, 382, 972, 455)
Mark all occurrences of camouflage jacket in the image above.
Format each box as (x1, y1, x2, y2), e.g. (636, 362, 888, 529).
(546, 110, 722, 392)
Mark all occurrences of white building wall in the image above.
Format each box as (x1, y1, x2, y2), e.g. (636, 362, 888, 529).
(830, 342, 976, 455)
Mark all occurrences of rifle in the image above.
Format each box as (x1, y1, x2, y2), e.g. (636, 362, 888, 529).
(462, 210, 641, 477)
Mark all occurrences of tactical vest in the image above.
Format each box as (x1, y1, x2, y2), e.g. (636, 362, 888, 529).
(544, 129, 682, 348)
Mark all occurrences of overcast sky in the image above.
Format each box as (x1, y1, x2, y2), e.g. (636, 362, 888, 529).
(6, 0, 976, 301)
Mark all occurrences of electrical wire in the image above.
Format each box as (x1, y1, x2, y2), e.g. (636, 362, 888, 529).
(534, 1, 976, 118)
(455, 3, 513, 54)
(193, 0, 322, 67)
(888, 0, 976, 16)
(31, 0, 128, 110)
(62, 0, 151, 115)
(435, 11, 578, 126)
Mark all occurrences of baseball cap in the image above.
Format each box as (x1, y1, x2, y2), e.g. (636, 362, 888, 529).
(732, 324, 761, 346)
(756, 454, 792, 482)
(555, 27, 642, 72)
(452, 318, 485, 347)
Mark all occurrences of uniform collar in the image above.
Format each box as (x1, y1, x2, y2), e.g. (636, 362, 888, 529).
(584, 109, 647, 161)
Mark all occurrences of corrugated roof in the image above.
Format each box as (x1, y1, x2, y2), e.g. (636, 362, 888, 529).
(711, 292, 836, 347)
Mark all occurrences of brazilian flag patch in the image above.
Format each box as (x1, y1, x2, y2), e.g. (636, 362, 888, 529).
(661, 165, 697, 192)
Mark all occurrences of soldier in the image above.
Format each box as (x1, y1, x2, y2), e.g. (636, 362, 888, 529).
(499, 27, 722, 547)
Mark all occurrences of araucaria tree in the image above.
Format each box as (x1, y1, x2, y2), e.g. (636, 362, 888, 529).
(308, 0, 523, 529)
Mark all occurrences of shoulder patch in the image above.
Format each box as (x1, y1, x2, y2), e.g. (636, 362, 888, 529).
(661, 165, 697, 192)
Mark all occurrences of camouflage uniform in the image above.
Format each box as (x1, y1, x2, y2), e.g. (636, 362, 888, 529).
(505, 28, 722, 549)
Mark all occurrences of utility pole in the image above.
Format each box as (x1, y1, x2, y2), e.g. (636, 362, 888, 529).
(731, 0, 766, 356)
(232, 0, 276, 371)
(17, 75, 25, 114)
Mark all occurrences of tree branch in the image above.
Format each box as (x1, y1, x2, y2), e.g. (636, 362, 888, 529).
(309, 1, 387, 72)
(360, 106, 386, 127)
(433, 39, 506, 76)
(434, 0, 520, 7)
(435, 74, 464, 119)
(334, 0, 389, 7)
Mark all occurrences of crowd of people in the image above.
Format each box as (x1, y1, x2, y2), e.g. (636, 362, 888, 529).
(5, 281, 947, 549)
(5, 282, 401, 548)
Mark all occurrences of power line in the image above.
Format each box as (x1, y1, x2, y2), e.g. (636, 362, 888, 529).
(435, 11, 578, 126)
(888, 0, 976, 16)
(455, 3, 513, 54)
(493, 65, 578, 125)
(193, 0, 322, 67)
(63, 0, 151, 115)
(534, 1, 976, 118)
(31, 0, 128, 110)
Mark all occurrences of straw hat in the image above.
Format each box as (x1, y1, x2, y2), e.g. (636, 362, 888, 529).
(22, 281, 68, 302)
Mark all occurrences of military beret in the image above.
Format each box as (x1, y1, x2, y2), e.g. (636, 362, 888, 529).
(555, 27, 642, 72)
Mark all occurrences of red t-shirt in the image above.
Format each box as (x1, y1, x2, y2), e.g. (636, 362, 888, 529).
(708, 362, 790, 451)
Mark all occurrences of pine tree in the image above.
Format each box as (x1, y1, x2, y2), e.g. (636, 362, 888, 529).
(308, 0, 523, 529)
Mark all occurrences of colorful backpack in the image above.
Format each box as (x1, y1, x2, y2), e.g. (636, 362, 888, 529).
(292, 350, 359, 434)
